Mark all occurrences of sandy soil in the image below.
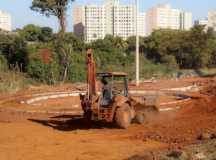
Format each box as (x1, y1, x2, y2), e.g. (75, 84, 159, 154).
(1, 76, 216, 160)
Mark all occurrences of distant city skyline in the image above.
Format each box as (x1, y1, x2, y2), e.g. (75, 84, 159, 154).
(74, 1, 145, 41)
(1, 0, 216, 33)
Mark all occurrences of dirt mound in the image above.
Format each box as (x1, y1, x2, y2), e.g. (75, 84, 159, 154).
(133, 96, 216, 146)
(200, 83, 216, 95)
(36, 49, 51, 64)
(179, 70, 206, 79)
(197, 127, 216, 140)
(180, 96, 216, 117)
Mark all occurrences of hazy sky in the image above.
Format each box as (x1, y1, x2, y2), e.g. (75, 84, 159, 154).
(1, 0, 216, 33)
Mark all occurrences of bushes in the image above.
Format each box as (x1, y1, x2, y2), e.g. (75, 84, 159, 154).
(66, 52, 87, 83)
(0, 28, 184, 93)
(125, 55, 172, 80)
(0, 64, 30, 94)
(0, 50, 7, 69)
(27, 53, 52, 84)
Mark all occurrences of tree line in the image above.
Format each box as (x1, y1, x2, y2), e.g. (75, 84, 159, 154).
(0, 23, 215, 85)
(0, 0, 215, 85)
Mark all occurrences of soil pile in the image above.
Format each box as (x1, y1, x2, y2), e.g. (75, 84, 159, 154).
(200, 83, 216, 95)
(197, 127, 216, 140)
(179, 70, 206, 79)
(135, 96, 216, 146)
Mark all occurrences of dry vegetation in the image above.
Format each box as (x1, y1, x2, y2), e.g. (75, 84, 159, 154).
(0, 65, 29, 94)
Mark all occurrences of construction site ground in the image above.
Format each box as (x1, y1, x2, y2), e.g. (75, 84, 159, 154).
(1, 76, 216, 160)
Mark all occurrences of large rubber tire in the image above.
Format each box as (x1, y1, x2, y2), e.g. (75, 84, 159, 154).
(136, 111, 147, 124)
(115, 103, 131, 129)
(84, 111, 93, 128)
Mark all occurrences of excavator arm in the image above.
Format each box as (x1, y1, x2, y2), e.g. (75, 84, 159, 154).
(87, 49, 97, 99)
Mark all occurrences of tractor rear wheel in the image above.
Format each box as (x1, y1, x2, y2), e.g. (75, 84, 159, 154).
(115, 103, 131, 129)
(136, 111, 147, 124)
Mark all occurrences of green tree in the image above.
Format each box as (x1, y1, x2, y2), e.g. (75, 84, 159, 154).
(91, 39, 113, 52)
(155, 30, 189, 66)
(104, 34, 116, 44)
(126, 36, 146, 53)
(22, 24, 42, 41)
(186, 25, 215, 68)
(30, 0, 74, 37)
(81, 30, 85, 41)
(10, 37, 29, 69)
(115, 36, 128, 50)
(0, 50, 7, 69)
(161, 55, 179, 72)
(0, 35, 12, 60)
(27, 52, 52, 83)
(93, 33, 97, 38)
(52, 32, 83, 83)
(39, 27, 53, 42)
(64, 32, 83, 52)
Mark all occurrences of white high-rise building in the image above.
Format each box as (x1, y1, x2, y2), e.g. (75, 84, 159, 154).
(207, 11, 216, 37)
(73, 1, 145, 42)
(147, 4, 180, 36)
(138, 13, 145, 37)
(194, 20, 208, 32)
(180, 13, 192, 31)
(0, 10, 11, 31)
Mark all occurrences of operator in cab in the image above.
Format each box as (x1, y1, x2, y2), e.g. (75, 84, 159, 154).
(101, 78, 112, 99)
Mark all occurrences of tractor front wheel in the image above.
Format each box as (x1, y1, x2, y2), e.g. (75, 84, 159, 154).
(115, 103, 131, 129)
(136, 111, 147, 124)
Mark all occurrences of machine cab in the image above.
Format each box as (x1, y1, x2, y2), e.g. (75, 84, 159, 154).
(96, 72, 129, 104)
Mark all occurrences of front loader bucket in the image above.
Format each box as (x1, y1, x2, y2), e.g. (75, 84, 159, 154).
(134, 95, 160, 113)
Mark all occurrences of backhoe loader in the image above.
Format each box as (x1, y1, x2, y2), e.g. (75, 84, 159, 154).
(80, 49, 159, 129)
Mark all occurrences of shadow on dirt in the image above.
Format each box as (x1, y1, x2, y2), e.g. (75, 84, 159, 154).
(28, 115, 119, 131)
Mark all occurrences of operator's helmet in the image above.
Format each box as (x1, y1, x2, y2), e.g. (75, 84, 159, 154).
(152, 74, 157, 78)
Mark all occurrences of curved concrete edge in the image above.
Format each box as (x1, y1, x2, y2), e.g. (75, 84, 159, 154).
(160, 86, 193, 91)
(129, 91, 190, 99)
(0, 91, 85, 104)
(0, 104, 181, 114)
(160, 98, 191, 105)
(26, 92, 86, 105)
(0, 105, 24, 112)
(0, 90, 191, 114)
(159, 107, 181, 111)
(0, 105, 84, 114)
(25, 91, 191, 108)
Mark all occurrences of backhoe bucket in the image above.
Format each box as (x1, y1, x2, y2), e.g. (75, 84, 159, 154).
(134, 95, 160, 113)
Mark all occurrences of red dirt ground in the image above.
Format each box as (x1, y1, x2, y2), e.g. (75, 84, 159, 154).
(0, 76, 216, 160)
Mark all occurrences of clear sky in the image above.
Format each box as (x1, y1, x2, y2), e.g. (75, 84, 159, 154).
(1, 0, 216, 33)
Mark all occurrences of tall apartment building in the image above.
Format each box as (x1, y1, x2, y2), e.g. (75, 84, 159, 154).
(73, 1, 145, 42)
(207, 11, 216, 37)
(73, 6, 85, 40)
(0, 10, 11, 31)
(194, 20, 208, 32)
(180, 13, 192, 31)
(147, 4, 180, 36)
(138, 13, 145, 37)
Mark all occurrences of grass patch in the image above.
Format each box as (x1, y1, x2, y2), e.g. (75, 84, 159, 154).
(168, 140, 216, 160)
(0, 66, 31, 94)
(125, 140, 216, 160)
(200, 68, 216, 75)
